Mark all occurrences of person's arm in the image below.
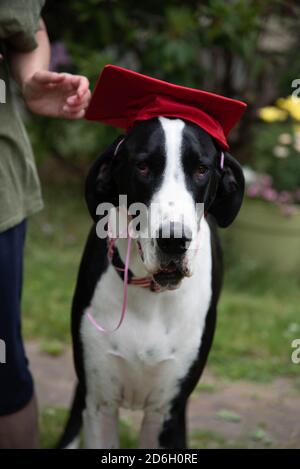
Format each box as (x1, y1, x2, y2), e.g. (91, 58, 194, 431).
(9, 19, 50, 86)
(8, 19, 91, 119)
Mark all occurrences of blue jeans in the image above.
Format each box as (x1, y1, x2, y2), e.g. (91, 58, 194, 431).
(0, 220, 34, 416)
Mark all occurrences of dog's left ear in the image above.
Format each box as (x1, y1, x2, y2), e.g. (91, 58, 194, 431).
(208, 152, 245, 228)
(85, 137, 123, 221)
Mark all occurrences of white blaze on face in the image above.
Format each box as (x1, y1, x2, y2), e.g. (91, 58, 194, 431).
(140, 117, 202, 274)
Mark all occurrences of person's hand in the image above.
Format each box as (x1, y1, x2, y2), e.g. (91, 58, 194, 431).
(22, 70, 91, 119)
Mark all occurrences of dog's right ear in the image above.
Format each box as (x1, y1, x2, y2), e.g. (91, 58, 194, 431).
(85, 137, 124, 221)
(208, 152, 245, 228)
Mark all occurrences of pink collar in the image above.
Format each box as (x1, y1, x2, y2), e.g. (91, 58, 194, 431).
(107, 237, 161, 292)
(86, 234, 160, 334)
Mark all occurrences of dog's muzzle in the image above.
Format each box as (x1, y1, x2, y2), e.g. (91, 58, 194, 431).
(152, 222, 192, 288)
(156, 221, 192, 256)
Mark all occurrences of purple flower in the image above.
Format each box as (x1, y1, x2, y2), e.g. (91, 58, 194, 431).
(247, 184, 261, 198)
(262, 188, 278, 202)
(278, 191, 292, 204)
(246, 169, 299, 212)
(50, 41, 72, 72)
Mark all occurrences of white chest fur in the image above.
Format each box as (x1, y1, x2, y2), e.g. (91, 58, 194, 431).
(80, 218, 212, 416)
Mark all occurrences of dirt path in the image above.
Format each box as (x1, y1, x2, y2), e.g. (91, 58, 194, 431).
(26, 341, 300, 449)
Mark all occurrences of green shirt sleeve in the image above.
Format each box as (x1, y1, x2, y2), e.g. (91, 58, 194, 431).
(0, 0, 45, 52)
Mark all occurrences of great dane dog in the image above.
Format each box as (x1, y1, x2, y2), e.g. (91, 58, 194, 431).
(58, 116, 244, 449)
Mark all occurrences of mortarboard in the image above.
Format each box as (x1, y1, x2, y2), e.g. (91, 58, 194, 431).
(85, 65, 247, 150)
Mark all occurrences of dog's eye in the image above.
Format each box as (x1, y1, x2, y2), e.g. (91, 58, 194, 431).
(136, 161, 150, 177)
(194, 165, 208, 179)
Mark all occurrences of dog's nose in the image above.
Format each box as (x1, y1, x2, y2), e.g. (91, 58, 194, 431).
(156, 222, 192, 255)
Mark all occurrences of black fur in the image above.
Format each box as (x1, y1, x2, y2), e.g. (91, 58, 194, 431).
(56, 228, 109, 448)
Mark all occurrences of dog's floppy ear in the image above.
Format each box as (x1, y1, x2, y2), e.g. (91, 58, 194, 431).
(208, 152, 245, 228)
(85, 136, 124, 221)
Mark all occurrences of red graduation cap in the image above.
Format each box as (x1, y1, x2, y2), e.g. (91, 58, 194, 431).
(85, 65, 247, 150)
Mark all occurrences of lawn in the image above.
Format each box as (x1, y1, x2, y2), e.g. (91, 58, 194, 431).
(23, 183, 300, 447)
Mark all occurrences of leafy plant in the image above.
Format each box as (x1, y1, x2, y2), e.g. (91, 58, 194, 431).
(247, 96, 300, 210)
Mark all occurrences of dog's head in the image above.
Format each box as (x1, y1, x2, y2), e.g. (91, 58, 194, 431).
(86, 117, 244, 290)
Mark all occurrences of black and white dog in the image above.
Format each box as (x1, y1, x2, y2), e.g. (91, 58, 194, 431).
(58, 116, 244, 449)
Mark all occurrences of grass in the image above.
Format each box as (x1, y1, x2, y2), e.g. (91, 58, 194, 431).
(210, 259, 300, 381)
(40, 407, 274, 449)
(24, 183, 300, 382)
(190, 429, 273, 449)
(40, 408, 67, 449)
(40, 408, 138, 449)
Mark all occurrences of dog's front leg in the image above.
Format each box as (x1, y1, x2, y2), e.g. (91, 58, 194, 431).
(83, 400, 119, 449)
(138, 410, 166, 449)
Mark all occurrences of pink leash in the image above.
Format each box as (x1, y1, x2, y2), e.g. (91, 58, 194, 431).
(220, 151, 224, 170)
(86, 151, 225, 334)
(86, 234, 132, 334)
